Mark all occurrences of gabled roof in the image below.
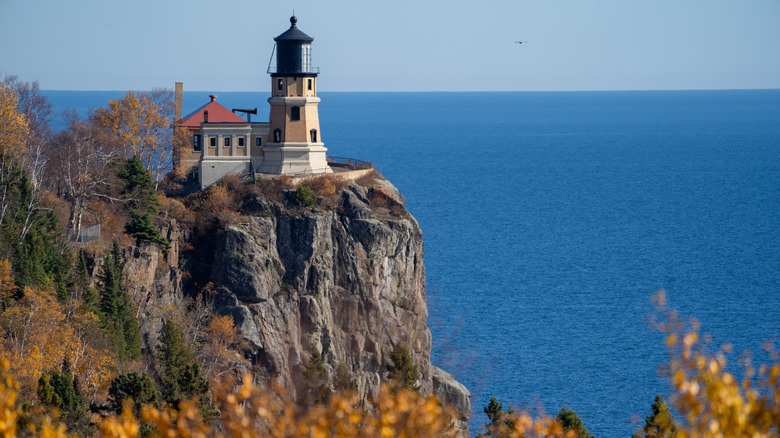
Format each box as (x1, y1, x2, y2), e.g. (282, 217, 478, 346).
(179, 94, 246, 129)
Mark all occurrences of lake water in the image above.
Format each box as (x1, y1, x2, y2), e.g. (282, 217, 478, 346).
(44, 89, 780, 437)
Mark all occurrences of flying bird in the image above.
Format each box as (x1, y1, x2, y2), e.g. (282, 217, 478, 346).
(515, 41, 527, 44)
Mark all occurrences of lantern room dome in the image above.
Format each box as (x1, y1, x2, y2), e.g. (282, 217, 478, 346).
(274, 16, 314, 42)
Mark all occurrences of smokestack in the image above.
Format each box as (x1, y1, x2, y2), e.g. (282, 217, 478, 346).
(174, 82, 183, 120)
(203, 110, 209, 123)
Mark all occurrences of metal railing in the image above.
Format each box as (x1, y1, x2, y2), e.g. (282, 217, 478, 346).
(326, 156, 373, 171)
(266, 67, 321, 74)
(68, 224, 101, 242)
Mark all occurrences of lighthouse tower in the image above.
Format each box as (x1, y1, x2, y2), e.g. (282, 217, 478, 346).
(259, 16, 331, 175)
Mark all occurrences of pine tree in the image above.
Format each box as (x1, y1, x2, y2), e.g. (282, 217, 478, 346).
(0, 160, 70, 292)
(98, 240, 141, 361)
(119, 157, 168, 251)
(633, 395, 676, 438)
(557, 406, 595, 438)
(39, 359, 90, 435)
(119, 156, 159, 213)
(108, 371, 160, 415)
(303, 348, 331, 405)
(37, 373, 60, 407)
(158, 319, 211, 413)
(387, 343, 420, 392)
(124, 209, 170, 251)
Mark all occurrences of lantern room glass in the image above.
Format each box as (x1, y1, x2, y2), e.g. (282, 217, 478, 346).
(301, 44, 312, 72)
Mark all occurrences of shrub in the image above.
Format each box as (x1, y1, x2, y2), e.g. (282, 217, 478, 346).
(292, 184, 316, 207)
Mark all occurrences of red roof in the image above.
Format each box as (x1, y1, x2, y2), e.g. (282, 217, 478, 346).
(179, 94, 247, 128)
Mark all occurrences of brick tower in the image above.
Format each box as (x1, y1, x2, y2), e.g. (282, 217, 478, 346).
(259, 16, 331, 175)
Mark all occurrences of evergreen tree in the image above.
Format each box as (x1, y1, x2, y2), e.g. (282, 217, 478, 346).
(98, 240, 141, 361)
(118, 156, 159, 213)
(633, 395, 676, 438)
(119, 157, 168, 251)
(37, 373, 60, 407)
(124, 209, 170, 252)
(387, 343, 420, 392)
(0, 160, 70, 293)
(37, 359, 90, 435)
(157, 319, 211, 414)
(557, 406, 595, 438)
(303, 348, 331, 405)
(476, 397, 515, 438)
(333, 361, 357, 393)
(107, 371, 160, 415)
(292, 184, 316, 207)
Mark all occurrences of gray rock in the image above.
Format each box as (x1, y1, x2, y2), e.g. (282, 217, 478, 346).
(117, 177, 470, 435)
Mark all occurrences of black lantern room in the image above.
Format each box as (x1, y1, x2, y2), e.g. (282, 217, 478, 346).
(273, 16, 316, 76)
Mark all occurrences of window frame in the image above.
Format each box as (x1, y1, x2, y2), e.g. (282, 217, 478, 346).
(209, 136, 216, 147)
(237, 137, 245, 147)
(224, 136, 231, 147)
(291, 106, 301, 121)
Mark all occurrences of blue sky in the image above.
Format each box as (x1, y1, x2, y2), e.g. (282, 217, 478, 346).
(1, 0, 778, 92)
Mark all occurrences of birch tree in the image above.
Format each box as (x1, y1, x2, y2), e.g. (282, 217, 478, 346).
(49, 111, 119, 240)
(92, 89, 174, 186)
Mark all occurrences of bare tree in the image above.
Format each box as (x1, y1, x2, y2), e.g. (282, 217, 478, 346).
(49, 110, 120, 240)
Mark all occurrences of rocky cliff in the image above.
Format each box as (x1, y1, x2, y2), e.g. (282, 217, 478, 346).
(120, 176, 471, 434)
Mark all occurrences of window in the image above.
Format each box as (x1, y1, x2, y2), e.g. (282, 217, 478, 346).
(301, 44, 311, 72)
(273, 129, 281, 142)
(224, 136, 231, 147)
(256, 137, 262, 147)
(291, 106, 300, 121)
(238, 137, 245, 147)
(277, 79, 284, 91)
(310, 129, 317, 143)
(308, 79, 312, 91)
(209, 136, 216, 147)
(193, 134, 201, 151)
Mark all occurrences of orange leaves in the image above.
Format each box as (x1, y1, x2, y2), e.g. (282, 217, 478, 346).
(0, 259, 14, 300)
(0, 286, 116, 402)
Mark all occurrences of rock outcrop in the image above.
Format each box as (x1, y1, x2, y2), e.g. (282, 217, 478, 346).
(120, 177, 471, 435)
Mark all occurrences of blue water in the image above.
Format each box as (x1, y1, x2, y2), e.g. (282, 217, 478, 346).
(45, 89, 780, 437)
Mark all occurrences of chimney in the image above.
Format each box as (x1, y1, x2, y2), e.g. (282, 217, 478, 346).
(174, 82, 183, 120)
(209, 94, 217, 102)
(203, 110, 209, 123)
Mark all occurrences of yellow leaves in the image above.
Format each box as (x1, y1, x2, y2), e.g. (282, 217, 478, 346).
(92, 89, 173, 182)
(97, 404, 139, 438)
(0, 359, 20, 438)
(0, 83, 29, 160)
(654, 293, 780, 437)
(0, 286, 116, 401)
(210, 376, 458, 438)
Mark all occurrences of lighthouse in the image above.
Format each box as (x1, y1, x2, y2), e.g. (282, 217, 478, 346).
(259, 16, 332, 175)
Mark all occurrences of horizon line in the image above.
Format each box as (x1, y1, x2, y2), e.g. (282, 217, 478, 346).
(42, 87, 780, 93)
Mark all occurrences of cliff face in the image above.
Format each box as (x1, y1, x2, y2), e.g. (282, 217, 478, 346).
(121, 178, 470, 434)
